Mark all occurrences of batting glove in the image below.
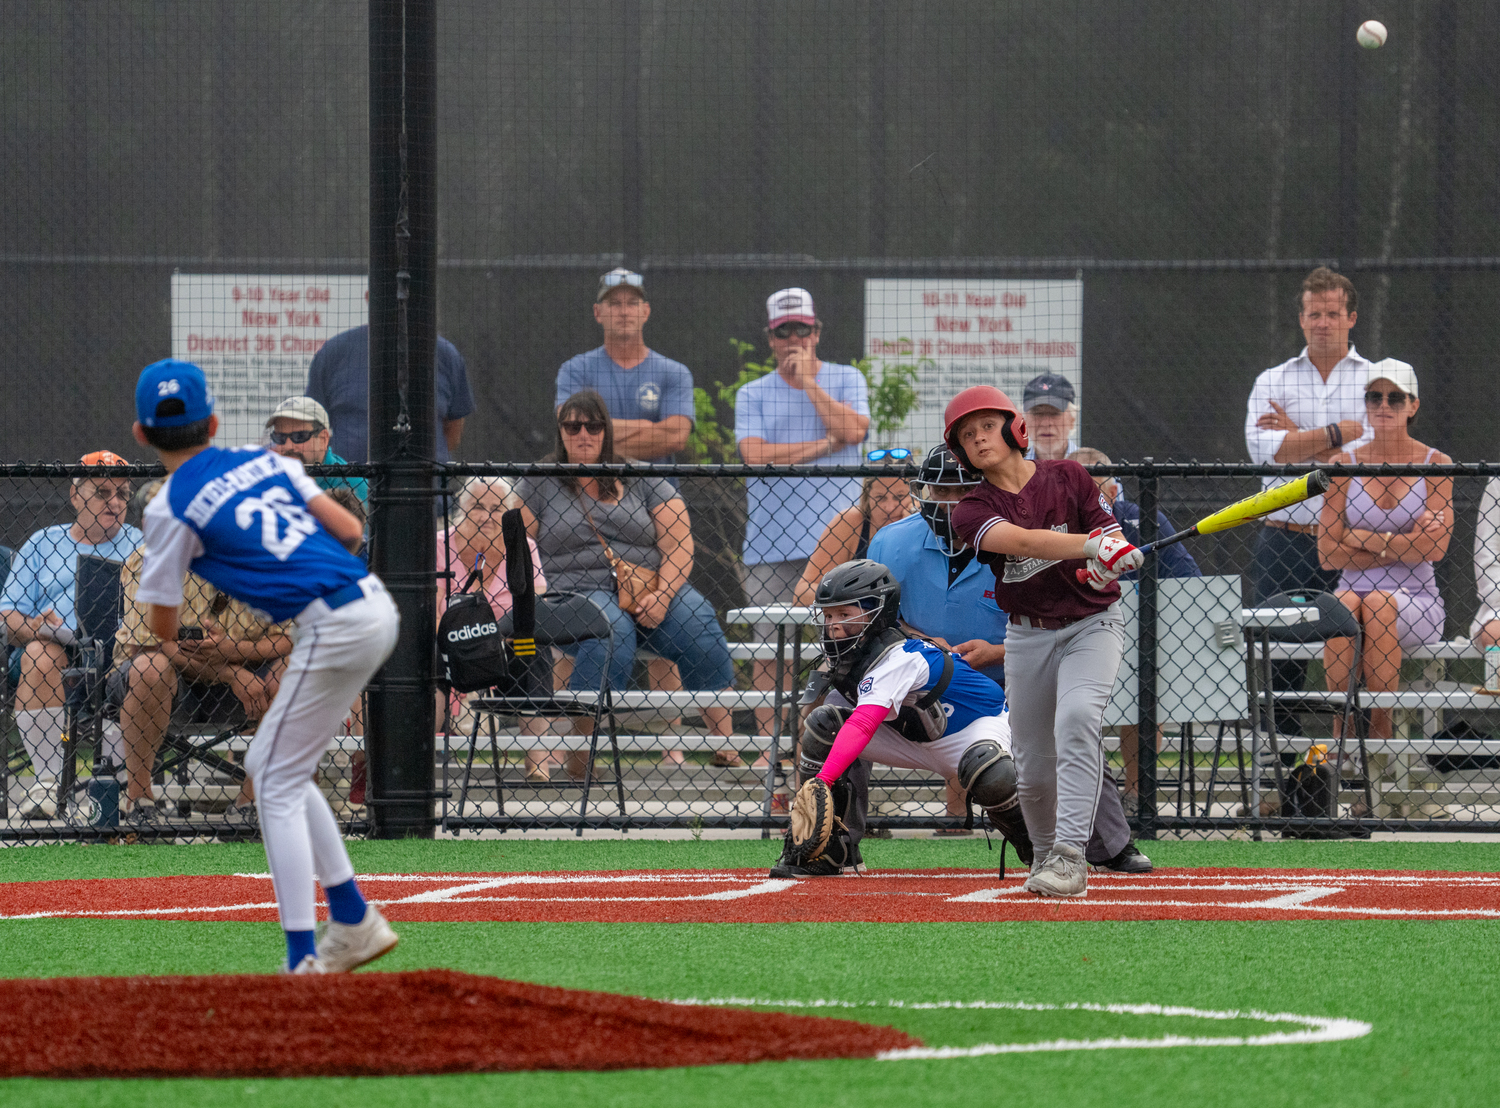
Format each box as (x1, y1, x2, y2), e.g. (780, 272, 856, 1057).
(1082, 527, 1144, 575)
(1078, 557, 1117, 592)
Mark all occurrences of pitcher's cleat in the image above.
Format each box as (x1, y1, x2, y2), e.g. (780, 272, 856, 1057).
(318, 905, 399, 972)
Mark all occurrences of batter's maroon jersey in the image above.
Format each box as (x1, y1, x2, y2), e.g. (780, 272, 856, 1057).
(949, 459, 1122, 620)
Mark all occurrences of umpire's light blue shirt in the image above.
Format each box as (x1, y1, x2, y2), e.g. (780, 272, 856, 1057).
(865, 513, 1008, 687)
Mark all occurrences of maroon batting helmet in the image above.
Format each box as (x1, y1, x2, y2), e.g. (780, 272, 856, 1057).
(942, 385, 1028, 466)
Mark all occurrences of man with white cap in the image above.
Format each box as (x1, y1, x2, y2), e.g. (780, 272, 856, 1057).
(555, 268, 694, 466)
(265, 396, 368, 505)
(734, 288, 870, 737)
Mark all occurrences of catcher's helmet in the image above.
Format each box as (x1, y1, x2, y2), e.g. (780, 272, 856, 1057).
(913, 445, 982, 554)
(814, 559, 901, 667)
(942, 385, 1028, 467)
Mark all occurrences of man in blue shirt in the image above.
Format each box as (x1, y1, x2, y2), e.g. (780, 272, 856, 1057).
(554, 268, 694, 465)
(132, 358, 401, 975)
(264, 396, 369, 505)
(306, 325, 475, 464)
(2, 450, 142, 817)
(867, 445, 1149, 871)
(735, 289, 870, 732)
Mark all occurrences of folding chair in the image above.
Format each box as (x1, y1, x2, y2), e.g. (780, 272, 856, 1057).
(1245, 590, 1374, 831)
(455, 591, 626, 835)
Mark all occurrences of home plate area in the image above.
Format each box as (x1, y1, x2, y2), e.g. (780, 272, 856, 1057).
(2, 869, 1496, 923)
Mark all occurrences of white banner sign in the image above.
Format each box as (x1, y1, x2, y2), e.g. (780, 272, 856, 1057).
(863, 278, 1083, 453)
(171, 275, 368, 449)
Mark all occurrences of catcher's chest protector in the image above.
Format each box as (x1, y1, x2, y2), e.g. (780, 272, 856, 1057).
(831, 633, 955, 745)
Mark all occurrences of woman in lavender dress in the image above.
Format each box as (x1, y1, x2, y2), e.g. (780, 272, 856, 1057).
(1318, 359, 1452, 744)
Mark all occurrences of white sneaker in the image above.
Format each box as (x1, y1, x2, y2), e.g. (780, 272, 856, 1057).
(21, 780, 58, 819)
(283, 954, 328, 975)
(1024, 843, 1089, 899)
(318, 905, 398, 972)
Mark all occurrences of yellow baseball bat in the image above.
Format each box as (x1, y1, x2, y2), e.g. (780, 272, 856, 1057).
(1137, 470, 1330, 553)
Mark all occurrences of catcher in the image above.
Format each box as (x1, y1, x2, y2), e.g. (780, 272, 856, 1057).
(771, 559, 1032, 878)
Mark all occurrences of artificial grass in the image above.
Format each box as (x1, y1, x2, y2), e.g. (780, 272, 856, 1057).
(0, 834, 1497, 882)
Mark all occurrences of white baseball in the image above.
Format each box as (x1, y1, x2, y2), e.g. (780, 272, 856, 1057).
(1357, 20, 1387, 49)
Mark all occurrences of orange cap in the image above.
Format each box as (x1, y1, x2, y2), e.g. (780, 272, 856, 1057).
(80, 451, 130, 467)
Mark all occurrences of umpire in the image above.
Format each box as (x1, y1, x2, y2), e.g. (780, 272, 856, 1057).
(866, 445, 1150, 873)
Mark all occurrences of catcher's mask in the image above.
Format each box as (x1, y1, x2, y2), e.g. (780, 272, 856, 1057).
(814, 559, 900, 667)
(913, 445, 982, 555)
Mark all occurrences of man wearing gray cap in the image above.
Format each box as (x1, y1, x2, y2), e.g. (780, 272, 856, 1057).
(1022, 372, 1079, 461)
(554, 268, 695, 466)
(265, 396, 369, 505)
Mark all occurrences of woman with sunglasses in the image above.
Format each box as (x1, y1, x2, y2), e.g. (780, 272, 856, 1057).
(514, 390, 740, 771)
(792, 449, 913, 606)
(1318, 359, 1452, 753)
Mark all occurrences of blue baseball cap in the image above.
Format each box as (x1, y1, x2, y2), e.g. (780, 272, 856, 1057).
(136, 359, 215, 427)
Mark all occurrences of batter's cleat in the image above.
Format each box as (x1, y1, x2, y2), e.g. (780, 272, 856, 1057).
(318, 905, 399, 972)
(1096, 841, 1153, 874)
(20, 781, 58, 820)
(283, 954, 328, 975)
(1024, 843, 1089, 898)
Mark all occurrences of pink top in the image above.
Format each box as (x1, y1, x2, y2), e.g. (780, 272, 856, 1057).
(442, 533, 547, 618)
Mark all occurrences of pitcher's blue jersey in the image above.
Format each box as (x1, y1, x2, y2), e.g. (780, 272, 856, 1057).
(137, 446, 366, 623)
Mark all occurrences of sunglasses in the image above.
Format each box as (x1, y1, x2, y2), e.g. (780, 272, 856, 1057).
(559, 419, 608, 436)
(599, 271, 644, 291)
(770, 322, 816, 339)
(866, 448, 912, 461)
(1364, 390, 1410, 408)
(269, 429, 321, 445)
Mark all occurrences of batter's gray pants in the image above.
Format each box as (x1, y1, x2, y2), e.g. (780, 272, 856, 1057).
(1004, 604, 1127, 858)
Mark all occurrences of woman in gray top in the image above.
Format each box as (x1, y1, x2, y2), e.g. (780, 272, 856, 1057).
(516, 391, 739, 764)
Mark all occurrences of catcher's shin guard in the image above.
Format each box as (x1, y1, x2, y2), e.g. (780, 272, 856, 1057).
(958, 740, 1034, 868)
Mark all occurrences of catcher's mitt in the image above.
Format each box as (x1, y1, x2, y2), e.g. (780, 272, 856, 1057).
(787, 778, 843, 867)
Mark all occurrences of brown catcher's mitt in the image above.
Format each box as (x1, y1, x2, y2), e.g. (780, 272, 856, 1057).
(787, 778, 841, 866)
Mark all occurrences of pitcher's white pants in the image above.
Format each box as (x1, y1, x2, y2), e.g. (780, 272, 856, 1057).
(243, 578, 399, 933)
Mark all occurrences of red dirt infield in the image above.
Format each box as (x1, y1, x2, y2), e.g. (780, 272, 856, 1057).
(1, 868, 1495, 922)
(0, 970, 919, 1077)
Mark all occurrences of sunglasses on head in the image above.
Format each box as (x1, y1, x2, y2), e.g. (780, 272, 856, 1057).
(269, 429, 320, 445)
(866, 448, 912, 461)
(1364, 390, 1410, 408)
(770, 322, 815, 339)
(560, 419, 608, 435)
(600, 272, 644, 290)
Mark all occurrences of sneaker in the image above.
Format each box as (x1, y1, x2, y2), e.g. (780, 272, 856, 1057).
(1122, 792, 1139, 819)
(123, 801, 166, 831)
(1024, 843, 1088, 899)
(283, 954, 328, 975)
(317, 905, 399, 972)
(228, 803, 259, 829)
(20, 781, 58, 820)
(1096, 841, 1153, 874)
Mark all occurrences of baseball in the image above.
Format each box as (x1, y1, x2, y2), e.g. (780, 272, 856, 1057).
(1357, 20, 1387, 49)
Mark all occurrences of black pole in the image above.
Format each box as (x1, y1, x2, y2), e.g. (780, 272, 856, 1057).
(1136, 460, 1159, 840)
(868, 0, 887, 258)
(1336, 0, 1359, 272)
(621, 0, 642, 271)
(368, 0, 437, 839)
(1429, 0, 1458, 449)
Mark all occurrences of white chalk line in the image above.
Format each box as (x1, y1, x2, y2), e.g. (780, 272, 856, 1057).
(666, 996, 1373, 1058)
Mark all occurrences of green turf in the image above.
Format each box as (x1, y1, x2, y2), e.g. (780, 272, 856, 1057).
(2, 839, 1498, 1107)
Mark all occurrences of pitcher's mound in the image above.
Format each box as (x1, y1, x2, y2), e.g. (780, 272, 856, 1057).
(0, 969, 919, 1078)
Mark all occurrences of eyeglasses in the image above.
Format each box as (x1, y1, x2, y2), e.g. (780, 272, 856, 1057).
(866, 448, 912, 461)
(1364, 390, 1410, 408)
(269, 429, 320, 445)
(84, 486, 130, 504)
(770, 322, 816, 339)
(560, 419, 608, 436)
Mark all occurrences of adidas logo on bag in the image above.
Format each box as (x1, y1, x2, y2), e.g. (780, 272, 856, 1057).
(447, 621, 498, 643)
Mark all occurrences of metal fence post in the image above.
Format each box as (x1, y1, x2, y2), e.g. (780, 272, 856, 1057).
(1136, 460, 1159, 840)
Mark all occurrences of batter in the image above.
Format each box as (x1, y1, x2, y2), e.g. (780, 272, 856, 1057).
(946, 386, 1143, 898)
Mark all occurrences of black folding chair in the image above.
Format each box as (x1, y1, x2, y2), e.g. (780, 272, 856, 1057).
(456, 591, 626, 835)
(57, 554, 125, 812)
(1244, 590, 1374, 830)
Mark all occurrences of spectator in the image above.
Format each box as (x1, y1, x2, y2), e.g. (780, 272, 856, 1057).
(2, 451, 142, 817)
(864, 445, 1150, 870)
(515, 390, 739, 770)
(1319, 359, 1451, 749)
(264, 396, 368, 504)
(1022, 373, 1080, 461)
(1473, 476, 1500, 648)
(1071, 447, 1200, 814)
(109, 496, 291, 828)
(441, 476, 554, 782)
(1245, 267, 1373, 720)
(735, 288, 870, 731)
(555, 269, 694, 467)
(792, 452, 912, 606)
(306, 325, 475, 463)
